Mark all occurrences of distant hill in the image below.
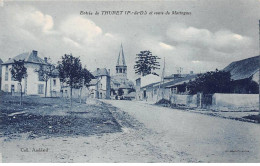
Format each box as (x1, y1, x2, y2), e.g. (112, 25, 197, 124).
(223, 55, 259, 80)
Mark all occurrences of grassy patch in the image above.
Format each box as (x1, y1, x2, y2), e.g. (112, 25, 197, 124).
(0, 94, 121, 139)
(243, 114, 260, 123)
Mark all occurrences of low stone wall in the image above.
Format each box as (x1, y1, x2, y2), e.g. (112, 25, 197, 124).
(170, 94, 197, 108)
(141, 91, 258, 111)
(212, 93, 259, 111)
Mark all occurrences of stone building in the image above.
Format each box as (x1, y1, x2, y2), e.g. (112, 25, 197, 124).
(1, 50, 61, 97)
(88, 68, 111, 99)
(110, 44, 134, 98)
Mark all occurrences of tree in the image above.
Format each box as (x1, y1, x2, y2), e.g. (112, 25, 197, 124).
(118, 88, 124, 96)
(58, 54, 83, 107)
(77, 67, 94, 103)
(187, 69, 232, 94)
(134, 50, 160, 76)
(10, 60, 27, 105)
(35, 63, 55, 98)
(110, 88, 116, 96)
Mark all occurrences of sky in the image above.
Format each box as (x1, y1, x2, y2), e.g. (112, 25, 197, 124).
(0, 0, 259, 81)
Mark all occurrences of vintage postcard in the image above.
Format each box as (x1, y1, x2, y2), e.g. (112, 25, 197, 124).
(0, 0, 260, 163)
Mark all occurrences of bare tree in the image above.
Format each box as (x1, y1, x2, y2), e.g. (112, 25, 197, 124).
(77, 67, 94, 103)
(10, 60, 27, 105)
(35, 63, 55, 97)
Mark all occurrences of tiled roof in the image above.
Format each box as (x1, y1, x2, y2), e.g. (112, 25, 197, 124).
(88, 79, 98, 85)
(111, 78, 120, 85)
(92, 68, 110, 77)
(223, 55, 259, 80)
(2, 50, 49, 65)
(141, 74, 197, 89)
(119, 83, 131, 89)
(158, 74, 197, 88)
(52, 69, 59, 76)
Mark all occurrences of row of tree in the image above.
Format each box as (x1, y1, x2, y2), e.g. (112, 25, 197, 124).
(11, 50, 160, 106)
(10, 54, 94, 106)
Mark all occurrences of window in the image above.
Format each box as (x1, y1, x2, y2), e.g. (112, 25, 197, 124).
(4, 84, 8, 92)
(53, 79, 56, 86)
(17, 84, 22, 92)
(5, 66, 8, 81)
(38, 84, 44, 94)
(11, 74, 15, 81)
(11, 85, 15, 93)
(119, 68, 122, 73)
(38, 69, 44, 81)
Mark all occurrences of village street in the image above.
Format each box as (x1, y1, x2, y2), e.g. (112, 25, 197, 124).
(103, 100, 260, 162)
(1, 98, 260, 162)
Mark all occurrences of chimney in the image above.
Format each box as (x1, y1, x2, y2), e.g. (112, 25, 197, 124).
(32, 50, 38, 57)
(108, 69, 110, 75)
(44, 57, 48, 63)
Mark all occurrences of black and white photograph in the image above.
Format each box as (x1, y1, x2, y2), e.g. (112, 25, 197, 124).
(0, 0, 260, 163)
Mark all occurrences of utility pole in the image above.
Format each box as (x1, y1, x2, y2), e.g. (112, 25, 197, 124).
(161, 57, 166, 99)
(258, 20, 260, 115)
(156, 57, 165, 102)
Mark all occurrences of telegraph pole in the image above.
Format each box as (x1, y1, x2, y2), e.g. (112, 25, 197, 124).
(259, 20, 260, 115)
(156, 57, 165, 102)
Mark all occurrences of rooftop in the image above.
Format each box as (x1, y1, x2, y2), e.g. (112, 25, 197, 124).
(141, 74, 197, 90)
(2, 50, 49, 65)
(92, 68, 110, 77)
(223, 55, 259, 80)
(116, 44, 126, 66)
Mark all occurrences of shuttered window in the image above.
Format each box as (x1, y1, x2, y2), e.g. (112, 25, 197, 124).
(5, 66, 8, 81)
(38, 84, 44, 94)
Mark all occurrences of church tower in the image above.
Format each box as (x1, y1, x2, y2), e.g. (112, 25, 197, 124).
(115, 44, 127, 83)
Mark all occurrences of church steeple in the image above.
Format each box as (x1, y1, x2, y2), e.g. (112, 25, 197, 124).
(117, 44, 126, 66)
(115, 44, 127, 82)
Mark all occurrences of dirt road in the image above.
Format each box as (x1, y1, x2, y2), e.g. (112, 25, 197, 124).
(1, 99, 260, 162)
(104, 100, 260, 162)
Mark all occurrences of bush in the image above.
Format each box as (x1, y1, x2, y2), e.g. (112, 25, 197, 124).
(243, 115, 260, 123)
(155, 98, 171, 105)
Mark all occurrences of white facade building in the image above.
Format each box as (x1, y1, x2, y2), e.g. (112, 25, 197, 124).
(1, 50, 61, 97)
(89, 68, 111, 99)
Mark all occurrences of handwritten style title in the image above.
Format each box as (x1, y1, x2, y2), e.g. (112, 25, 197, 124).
(80, 10, 192, 16)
